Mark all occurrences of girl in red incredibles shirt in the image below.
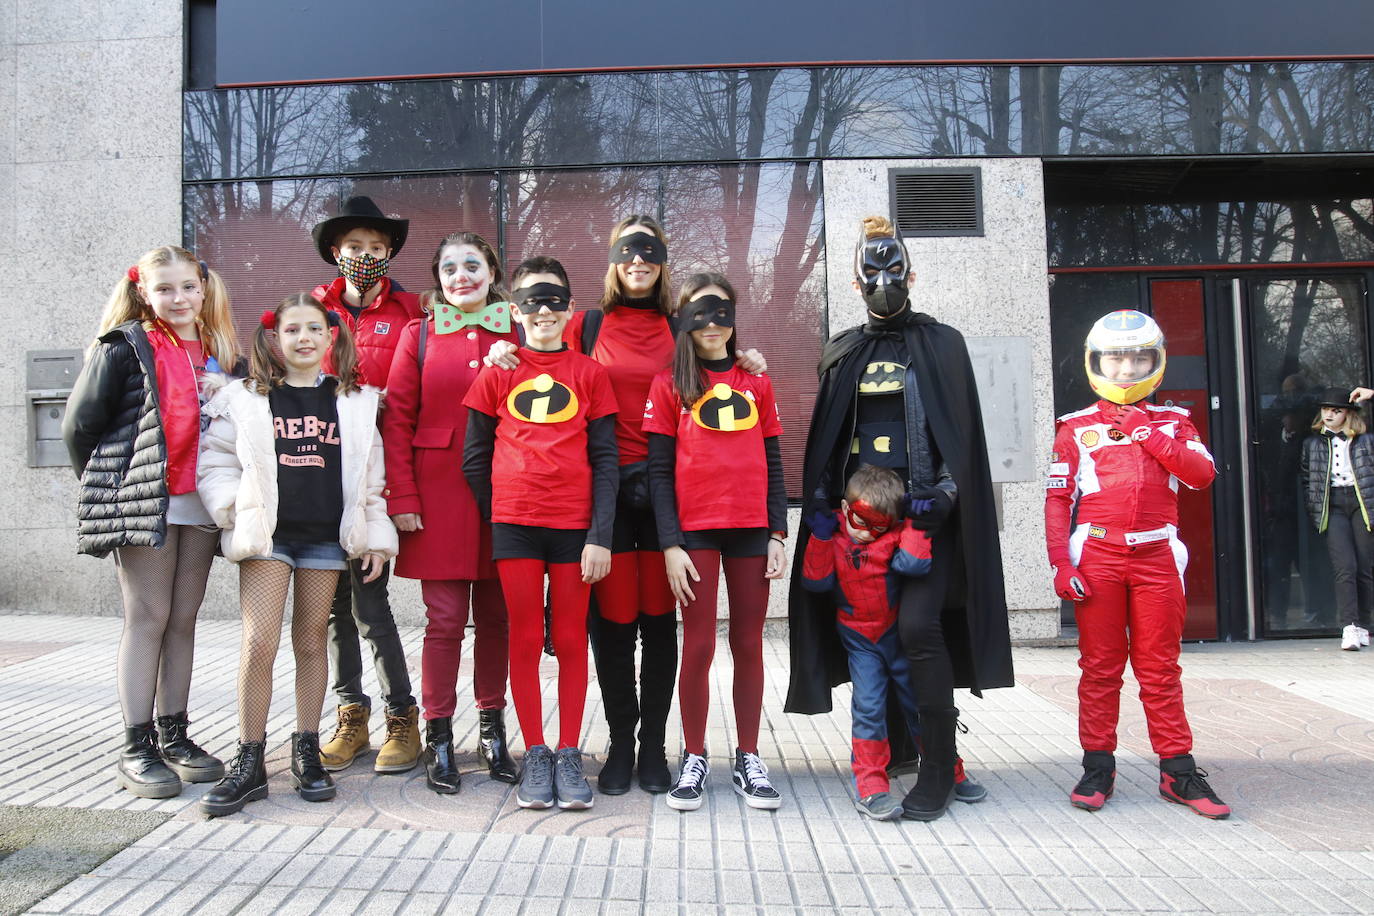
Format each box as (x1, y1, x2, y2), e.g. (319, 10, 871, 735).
(462, 257, 620, 811)
(382, 232, 520, 794)
(643, 272, 788, 811)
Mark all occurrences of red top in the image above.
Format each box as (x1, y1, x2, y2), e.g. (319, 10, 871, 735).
(642, 365, 782, 531)
(1044, 400, 1215, 567)
(463, 347, 618, 530)
(313, 276, 422, 389)
(568, 307, 675, 465)
(146, 321, 203, 496)
(382, 316, 519, 580)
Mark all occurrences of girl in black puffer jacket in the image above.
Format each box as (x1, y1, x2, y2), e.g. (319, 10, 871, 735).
(62, 245, 240, 798)
(1301, 387, 1374, 651)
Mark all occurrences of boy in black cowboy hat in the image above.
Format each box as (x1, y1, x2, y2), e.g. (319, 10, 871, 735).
(310, 196, 422, 775)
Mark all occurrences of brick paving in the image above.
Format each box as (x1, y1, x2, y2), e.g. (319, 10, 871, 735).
(2, 612, 1373, 914)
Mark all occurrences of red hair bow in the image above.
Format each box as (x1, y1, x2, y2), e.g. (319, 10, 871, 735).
(259, 310, 277, 330)
(126, 265, 140, 284)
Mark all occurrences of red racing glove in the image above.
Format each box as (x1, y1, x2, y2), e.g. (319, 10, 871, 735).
(1109, 405, 1153, 442)
(1053, 564, 1091, 601)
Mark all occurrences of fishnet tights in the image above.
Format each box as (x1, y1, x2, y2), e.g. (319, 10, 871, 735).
(235, 559, 340, 742)
(113, 524, 219, 725)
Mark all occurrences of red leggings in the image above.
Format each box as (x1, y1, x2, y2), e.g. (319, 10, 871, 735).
(678, 551, 769, 756)
(594, 550, 675, 623)
(496, 559, 591, 750)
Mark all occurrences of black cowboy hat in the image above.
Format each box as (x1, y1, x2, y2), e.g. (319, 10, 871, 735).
(311, 196, 409, 264)
(1317, 387, 1361, 410)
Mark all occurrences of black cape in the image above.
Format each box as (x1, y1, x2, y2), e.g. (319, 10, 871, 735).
(784, 311, 1015, 715)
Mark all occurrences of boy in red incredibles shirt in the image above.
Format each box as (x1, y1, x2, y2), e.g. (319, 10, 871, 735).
(462, 256, 619, 812)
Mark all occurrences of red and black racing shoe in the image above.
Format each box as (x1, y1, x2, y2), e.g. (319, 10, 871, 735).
(1069, 751, 1116, 812)
(1159, 754, 1230, 819)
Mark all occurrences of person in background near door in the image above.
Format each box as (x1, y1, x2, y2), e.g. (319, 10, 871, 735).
(310, 196, 422, 776)
(64, 246, 240, 800)
(786, 215, 1010, 823)
(381, 232, 521, 793)
(1301, 388, 1374, 651)
(1045, 309, 1230, 819)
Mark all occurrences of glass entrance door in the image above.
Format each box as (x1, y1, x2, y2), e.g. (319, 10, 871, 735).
(1245, 275, 1370, 636)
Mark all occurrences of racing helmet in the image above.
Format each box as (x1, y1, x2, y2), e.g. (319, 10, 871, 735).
(1084, 309, 1167, 405)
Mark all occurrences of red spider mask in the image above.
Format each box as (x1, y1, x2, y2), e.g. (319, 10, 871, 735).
(845, 499, 893, 537)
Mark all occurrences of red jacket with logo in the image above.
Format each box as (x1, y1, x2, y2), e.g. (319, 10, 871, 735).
(1044, 400, 1215, 567)
(312, 276, 422, 389)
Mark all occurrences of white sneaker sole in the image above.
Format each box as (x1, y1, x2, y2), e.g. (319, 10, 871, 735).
(516, 794, 555, 809)
(667, 792, 704, 811)
(732, 783, 782, 809)
(557, 796, 594, 810)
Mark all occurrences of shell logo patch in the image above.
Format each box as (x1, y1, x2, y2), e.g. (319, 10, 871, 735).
(507, 373, 579, 423)
(691, 383, 758, 432)
(1080, 429, 1100, 448)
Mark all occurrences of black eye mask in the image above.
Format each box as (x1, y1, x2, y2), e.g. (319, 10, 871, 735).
(609, 231, 668, 265)
(679, 295, 735, 332)
(513, 282, 572, 314)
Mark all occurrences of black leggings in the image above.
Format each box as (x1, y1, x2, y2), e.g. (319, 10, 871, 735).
(897, 528, 956, 708)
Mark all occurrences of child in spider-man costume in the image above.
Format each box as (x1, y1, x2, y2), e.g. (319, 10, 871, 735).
(802, 464, 974, 820)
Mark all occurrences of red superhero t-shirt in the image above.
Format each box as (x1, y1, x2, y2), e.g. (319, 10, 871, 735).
(568, 307, 675, 465)
(642, 365, 782, 531)
(463, 347, 618, 530)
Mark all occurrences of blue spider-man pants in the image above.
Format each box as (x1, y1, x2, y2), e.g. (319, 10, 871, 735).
(839, 622, 920, 797)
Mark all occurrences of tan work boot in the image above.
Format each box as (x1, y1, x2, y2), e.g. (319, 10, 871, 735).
(319, 703, 371, 772)
(375, 705, 421, 774)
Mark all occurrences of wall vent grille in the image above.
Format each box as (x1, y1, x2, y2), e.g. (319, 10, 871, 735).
(889, 168, 984, 237)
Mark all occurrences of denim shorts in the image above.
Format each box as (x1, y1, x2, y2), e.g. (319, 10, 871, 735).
(251, 539, 348, 571)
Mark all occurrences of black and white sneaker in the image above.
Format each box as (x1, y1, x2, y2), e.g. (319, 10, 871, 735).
(554, 747, 594, 810)
(667, 752, 709, 811)
(731, 749, 782, 810)
(517, 745, 556, 809)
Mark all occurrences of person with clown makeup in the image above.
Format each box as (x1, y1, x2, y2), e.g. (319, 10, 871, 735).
(1046, 309, 1229, 819)
(309, 196, 422, 778)
(484, 216, 766, 798)
(381, 231, 521, 794)
(786, 214, 1012, 823)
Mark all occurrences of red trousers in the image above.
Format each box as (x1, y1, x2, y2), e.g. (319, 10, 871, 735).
(419, 578, 508, 719)
(1074, 539, 1193, 758)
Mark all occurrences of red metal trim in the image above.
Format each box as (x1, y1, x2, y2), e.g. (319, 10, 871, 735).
(215, 55, 1374, 90)
(1050, 261, 1374, 274)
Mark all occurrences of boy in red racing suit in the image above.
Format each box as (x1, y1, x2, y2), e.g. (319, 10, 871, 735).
(1045, 309, 1230, 819)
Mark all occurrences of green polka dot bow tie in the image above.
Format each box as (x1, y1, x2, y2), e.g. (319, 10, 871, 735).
(435, 300, 512, 335)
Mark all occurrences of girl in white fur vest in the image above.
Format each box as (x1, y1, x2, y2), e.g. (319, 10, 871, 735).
(196, 292, 397, 817)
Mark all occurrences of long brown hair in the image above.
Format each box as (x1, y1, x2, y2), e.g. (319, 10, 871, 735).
(248, 293, 360, 394)
(601, 214, 673, 316)
(672, 272, 739, 406)
(421, 230, 507, 313)
(98, 245, 240, 369)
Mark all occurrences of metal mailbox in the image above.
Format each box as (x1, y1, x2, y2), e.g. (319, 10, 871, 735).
(26, 349, 83, 468)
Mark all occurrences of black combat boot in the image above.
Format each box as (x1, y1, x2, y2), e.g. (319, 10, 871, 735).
(200, 740, 268, 817)
(156, 712, 224, 783)
(116, 722, 181, 799)
(291, 731, 337, 802)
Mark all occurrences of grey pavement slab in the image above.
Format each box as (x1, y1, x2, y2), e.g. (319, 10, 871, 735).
(0, 612, 1371, 913)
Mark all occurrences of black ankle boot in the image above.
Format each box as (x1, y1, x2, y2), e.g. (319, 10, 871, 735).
(592, 617, 641, 795)
(902, 707, 958, 821)
(636, 613, 677, 793)
(477, 709, 517, 784)
(291, 732, 336, 802)
(200, 740, 268, 817)
(424, 717, 461, 793)
(117, 722, 182, 799)
(156, 712, 225, 783)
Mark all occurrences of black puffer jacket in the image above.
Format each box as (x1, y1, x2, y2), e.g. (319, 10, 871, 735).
(1301, 428, 1374, 533)
(62, 321, 169, 558)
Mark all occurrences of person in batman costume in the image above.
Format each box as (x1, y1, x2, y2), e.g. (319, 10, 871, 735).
(785, 214, 1014, 821)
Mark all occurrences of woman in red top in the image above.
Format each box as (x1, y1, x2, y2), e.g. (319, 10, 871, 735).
(381, 231, 520, 793)
(644, 271, 788, 811)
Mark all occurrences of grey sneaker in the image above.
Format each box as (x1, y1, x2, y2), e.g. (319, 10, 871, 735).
(666, 752, 709, 811)
(731, 749, 782, 810)
(517, 745, 556, 809)
(854, 791, 902, 821)
(554, 747, 594, 810)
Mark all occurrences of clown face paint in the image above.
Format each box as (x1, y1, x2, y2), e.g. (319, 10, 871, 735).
(854, 234, 910, 318)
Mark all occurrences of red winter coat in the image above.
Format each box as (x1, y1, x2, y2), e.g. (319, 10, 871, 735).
(313, 276, 422, 389)
(381, 315, 519, 580)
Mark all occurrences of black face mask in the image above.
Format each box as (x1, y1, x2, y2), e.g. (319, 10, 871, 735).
(855, 235, 910, 318)
(679, 294, 735, 332)
(609, 231, 668, 265)
(513, 282, 572, 314)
